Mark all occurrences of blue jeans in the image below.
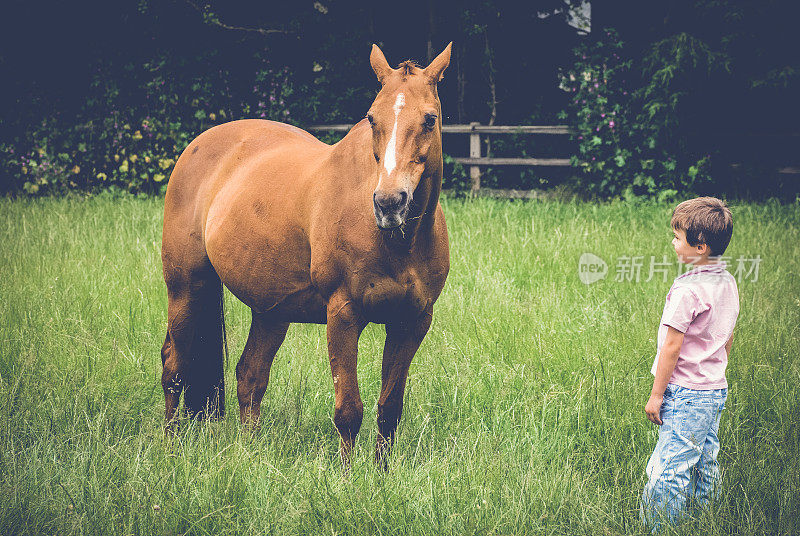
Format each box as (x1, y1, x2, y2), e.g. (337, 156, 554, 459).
(640, 383, 727, 531)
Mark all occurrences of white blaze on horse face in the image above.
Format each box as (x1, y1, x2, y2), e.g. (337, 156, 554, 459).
(383, 93, 405, 175)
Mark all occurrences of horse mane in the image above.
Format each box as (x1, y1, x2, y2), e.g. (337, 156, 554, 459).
(397, 60, 422, 78)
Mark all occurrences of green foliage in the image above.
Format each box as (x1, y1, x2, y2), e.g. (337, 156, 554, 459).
(0, 52, 302, 196)
(563, 29, 717, 198)
(3, 1, 798, 198)
(442, 153, 470, 195)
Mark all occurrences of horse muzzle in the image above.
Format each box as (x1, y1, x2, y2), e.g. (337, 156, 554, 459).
(373, 190, 409, 229)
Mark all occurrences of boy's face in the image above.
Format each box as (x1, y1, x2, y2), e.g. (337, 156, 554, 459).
(672, 228, 709, 264)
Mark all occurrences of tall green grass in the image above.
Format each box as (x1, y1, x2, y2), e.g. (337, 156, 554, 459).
(1, 195, 798, 535)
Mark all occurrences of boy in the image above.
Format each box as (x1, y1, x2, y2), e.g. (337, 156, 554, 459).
(640, 197, 739, 531)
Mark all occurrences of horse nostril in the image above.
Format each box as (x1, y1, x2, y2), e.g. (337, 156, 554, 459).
(374, 190, 408, 212)
(385, 192, 403, 210)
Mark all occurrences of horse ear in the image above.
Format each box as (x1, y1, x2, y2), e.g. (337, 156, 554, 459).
(370, 44, 393, 84)
(424, 42, 452, 84)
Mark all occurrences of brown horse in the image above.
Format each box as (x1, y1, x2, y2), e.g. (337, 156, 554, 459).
(160, 43, 451, 467)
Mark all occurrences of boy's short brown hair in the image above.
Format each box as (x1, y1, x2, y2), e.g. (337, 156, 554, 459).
(671, 197, 733, 257)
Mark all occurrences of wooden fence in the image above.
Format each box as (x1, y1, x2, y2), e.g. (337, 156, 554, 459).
(306, 122, 572, 193)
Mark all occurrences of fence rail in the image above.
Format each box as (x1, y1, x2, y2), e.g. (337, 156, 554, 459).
(306, 122, 573, 192)
(305, 123, 571, 135)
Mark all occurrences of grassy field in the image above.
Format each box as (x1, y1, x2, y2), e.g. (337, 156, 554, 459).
(0, 195, 798, 535)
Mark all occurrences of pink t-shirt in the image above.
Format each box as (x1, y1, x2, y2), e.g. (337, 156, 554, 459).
(651, 262, 739, 389)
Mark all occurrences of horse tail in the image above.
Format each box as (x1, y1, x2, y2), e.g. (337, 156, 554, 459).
(219, 283, 229, 369)
(174, 271, 227, 420)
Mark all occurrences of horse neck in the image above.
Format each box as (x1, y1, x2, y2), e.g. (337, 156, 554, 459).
(407, 150, 443, 238)
(333, 122, 443, 249)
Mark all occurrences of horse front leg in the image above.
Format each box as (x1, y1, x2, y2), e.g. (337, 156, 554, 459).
(376, 305, 433, 471)
(326, 295, 366, 471)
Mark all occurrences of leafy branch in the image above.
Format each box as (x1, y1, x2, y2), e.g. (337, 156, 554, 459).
(185, 1, 292, 37)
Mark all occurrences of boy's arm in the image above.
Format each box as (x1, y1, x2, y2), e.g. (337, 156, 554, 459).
(645, 326, 684, 425)
(725, 333, 733, 355)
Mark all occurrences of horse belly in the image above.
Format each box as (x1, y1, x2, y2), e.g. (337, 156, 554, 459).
(205, 184, 325, 323)
(253, 287, 327, 324)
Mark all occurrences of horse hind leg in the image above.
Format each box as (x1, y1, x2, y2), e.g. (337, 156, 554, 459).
(162, 266, 227, 422)
(161, 331, 181, 425)
(236, 313, 290, 427)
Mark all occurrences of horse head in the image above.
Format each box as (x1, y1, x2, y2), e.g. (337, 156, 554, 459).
(367, 43, 451, 230)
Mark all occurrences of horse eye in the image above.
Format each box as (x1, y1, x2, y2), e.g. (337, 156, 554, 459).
(367, 114, 375, 126)
(423, 114, 437, 130)
(417, 155, 427, 163)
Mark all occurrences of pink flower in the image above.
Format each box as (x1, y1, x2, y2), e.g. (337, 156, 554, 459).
(609, 121, 615, 128)
(600, 113, 605, 118)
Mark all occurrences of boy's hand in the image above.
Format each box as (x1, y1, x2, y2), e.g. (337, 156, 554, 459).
(645, 394, 663, 425)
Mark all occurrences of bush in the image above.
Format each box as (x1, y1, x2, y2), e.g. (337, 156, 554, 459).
(1, 53, 307, 196)
(561, 28, 716, 198)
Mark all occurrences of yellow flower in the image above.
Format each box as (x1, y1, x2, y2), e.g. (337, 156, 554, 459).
(144, 155, 151, 163)
(129, 154, 138, 163)
(132, 130, 143, 140)
(209, 113, 216, 121)
(153, 173, 166, 182)
(96, 172, 107, 180)
(114, 154, 120, 162)
(71, 165, 80, 174)
(119, 160, 129, 173)
(158, 158, 174, 170)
